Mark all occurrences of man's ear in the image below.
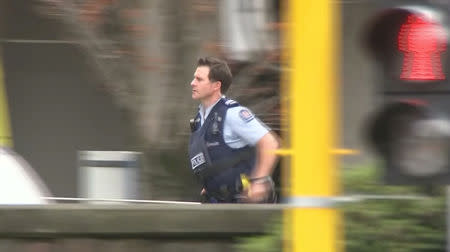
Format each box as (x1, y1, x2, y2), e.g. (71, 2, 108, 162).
(214, 81, 222, 92)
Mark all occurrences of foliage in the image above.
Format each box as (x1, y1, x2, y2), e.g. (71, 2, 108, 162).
(342, 164, 446, 252)
(235, 216, 283, 252)
(236, 164, 447, 252)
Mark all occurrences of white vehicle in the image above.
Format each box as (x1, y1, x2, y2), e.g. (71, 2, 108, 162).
(0, 147, 52, 204)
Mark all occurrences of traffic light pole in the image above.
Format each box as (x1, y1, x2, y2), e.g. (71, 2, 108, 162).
(283, 0, 341, 251)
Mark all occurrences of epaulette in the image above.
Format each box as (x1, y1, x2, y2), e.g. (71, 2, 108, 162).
(224, 99, 240, 107)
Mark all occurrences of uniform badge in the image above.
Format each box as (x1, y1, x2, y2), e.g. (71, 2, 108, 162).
(239, 109, 254, 123)
(191, 152, 206, 170)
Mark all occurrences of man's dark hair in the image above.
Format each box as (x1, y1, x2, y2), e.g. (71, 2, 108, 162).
(197, 57, 232, 94)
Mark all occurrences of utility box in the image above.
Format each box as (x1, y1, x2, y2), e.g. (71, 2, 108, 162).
(78, 151, 141, 202)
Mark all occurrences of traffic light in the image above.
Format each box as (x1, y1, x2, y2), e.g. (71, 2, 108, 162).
(363, 3, 450, 184)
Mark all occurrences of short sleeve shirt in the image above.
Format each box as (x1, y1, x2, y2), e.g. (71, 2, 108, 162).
(199, 98, 270, 149)
(223, 106, 269, 148)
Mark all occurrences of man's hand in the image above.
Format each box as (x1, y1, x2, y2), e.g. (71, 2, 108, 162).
(246, 182, 271, 202)
(241, 176, 275, 203)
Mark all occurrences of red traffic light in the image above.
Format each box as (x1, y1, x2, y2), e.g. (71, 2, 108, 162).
(363, 5, 450, 184)
(363, 6, 449, 87)
(398, 13, 447, 81)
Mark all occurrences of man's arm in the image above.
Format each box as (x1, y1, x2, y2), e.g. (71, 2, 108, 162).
(247, 131, 280, 202)
(251, 131, 280, 179)
(223, 106, 280, 202)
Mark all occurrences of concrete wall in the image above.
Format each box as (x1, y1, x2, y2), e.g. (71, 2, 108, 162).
(0, 204, 280, 252)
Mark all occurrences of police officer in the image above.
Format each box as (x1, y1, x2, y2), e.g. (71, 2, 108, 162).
(188, 56, 280, 203)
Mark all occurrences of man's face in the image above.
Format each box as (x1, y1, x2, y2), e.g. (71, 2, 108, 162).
(190, 66, 219, 101)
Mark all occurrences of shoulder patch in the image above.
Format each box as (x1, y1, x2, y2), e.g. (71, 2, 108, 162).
(239, 109, 254, 123)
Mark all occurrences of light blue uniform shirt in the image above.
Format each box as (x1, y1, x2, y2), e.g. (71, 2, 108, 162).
(199, 98, 269, 148)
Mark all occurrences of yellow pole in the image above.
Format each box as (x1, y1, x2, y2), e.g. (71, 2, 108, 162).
(0, 49, 13, 147)
(282, 0, 341, 251)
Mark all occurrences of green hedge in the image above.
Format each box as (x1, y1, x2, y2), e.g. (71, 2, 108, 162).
(236, 164, 446, 252)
